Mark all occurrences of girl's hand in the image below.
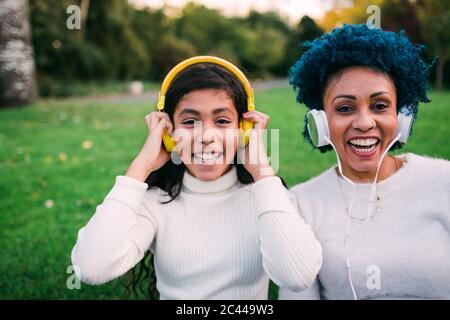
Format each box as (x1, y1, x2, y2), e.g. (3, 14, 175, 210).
(238, 110, 274, 181)
(125, 112, 173, 182)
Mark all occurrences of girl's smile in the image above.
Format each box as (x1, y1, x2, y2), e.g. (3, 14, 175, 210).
(173, 89, 239, 181)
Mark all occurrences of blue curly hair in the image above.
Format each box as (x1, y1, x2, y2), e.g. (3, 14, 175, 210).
(289, 24, 435, 152)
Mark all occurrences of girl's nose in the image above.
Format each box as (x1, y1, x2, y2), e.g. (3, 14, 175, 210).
(194, 122, 219, 145)
(201, 131, 216, 144)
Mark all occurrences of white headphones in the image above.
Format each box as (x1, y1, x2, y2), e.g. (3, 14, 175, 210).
(306, 107, 413, 147)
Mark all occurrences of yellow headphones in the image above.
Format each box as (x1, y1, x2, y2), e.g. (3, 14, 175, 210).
(156, 55, 255, 152)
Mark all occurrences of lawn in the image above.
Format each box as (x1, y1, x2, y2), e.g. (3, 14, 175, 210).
(0, 87, 449, 299)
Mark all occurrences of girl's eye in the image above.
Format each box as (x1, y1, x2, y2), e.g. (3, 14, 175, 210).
(336, 105, 354, 113)
(181, 119, 200, 126)
(371, 103, 389, 111)
(216, 118, 231, 125)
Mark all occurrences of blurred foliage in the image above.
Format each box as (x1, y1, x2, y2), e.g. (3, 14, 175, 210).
(415, 0, 450, 90)
(319, 0, 450, 89)
(29, 0, 450, 97)
(29, 0, 323, 96)
(277, 16, 324, 76)
(85, 0, 149, 80)
(320, 0, 384, 31)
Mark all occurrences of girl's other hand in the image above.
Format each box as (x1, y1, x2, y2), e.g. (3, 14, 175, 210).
(238, 110, 274, 181)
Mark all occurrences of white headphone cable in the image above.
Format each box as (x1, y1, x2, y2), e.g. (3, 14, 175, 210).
(324, 136, 358, 299)
(325, 132, 401, 300)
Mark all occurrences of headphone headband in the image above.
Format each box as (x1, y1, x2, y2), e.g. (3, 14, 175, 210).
(157, 56, 255, 112)
(306, 108, 413, 148)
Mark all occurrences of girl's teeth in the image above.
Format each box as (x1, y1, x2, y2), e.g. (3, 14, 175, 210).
(193, 152, 222, 162)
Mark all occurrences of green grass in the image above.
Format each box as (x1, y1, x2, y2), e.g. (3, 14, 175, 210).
(38, 80, 159, 97)
(0, 87, 449, 299)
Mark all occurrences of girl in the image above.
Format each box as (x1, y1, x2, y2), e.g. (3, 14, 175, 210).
(279, 24, 450, 300)
(71, 56, 322, 300)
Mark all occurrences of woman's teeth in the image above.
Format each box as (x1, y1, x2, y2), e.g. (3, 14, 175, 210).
(348, 138, 379, 153)
(193, 152, 222, 163)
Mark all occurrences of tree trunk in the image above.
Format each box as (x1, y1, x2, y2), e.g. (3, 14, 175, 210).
(0, 0, 37, 108)
(79, 0, 90, 40)
(435, 56, 446, 91)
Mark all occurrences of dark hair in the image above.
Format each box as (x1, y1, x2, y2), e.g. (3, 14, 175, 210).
(123, 63, 258, 299)
(289, 24, 435, 152)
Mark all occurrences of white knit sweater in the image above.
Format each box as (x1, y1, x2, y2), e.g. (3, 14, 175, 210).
(279, 153, 450, 300)
(71, 166, 322, 299)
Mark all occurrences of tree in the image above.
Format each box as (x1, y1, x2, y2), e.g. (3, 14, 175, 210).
(130, 8, 176, 80)
(279, 16, 323, 75)
(380, 0, 423, 44)
(85, 0, 149, 80)
(151, 35, 197, 80)
(320, 0, 383, 31)
(237, 10, 292, 77)
(0, 0, 37, 107)
(252, 27, 287, 77)
(416, 0, 450, 90)
(175, 3, 233, 54)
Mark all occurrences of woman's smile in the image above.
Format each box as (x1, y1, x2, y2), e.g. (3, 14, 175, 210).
(323, 66, 398, 182)
(347, 136, 380, 157)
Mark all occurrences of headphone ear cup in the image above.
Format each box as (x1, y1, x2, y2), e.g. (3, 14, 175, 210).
(239, 118, 254, 146)
(397, 110, 413, 144)
(162, 128, 176, 152)
(307, 109, 330, 147)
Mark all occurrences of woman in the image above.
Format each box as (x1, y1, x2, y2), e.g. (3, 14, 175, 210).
(71, 56, 322, 300)
(279, 25, 450, 300)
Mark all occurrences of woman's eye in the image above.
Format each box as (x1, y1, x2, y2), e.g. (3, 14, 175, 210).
(336, 105, 354, 113)
(372, 103, 388, 111)
(216, 118, 231, 125)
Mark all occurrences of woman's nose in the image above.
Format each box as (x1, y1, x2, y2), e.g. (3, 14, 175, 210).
(352, 109, 376, 132)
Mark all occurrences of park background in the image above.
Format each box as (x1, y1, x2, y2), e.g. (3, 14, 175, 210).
(0, 0, 449, 299)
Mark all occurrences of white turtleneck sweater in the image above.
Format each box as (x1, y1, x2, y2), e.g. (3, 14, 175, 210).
(279, 153, 450, 300)
(71, 166, 322, 299)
